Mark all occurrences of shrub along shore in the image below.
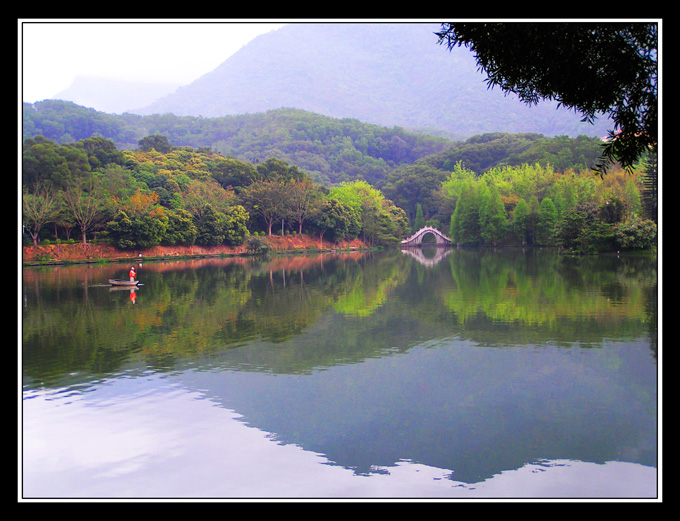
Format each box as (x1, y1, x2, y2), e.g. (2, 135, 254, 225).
(22, 235, 370, 266)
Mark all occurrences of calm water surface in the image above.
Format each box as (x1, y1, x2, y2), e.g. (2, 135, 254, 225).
(21, 248, 658, 499)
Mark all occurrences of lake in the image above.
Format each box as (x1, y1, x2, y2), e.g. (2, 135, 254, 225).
(21, 247, 658, 500)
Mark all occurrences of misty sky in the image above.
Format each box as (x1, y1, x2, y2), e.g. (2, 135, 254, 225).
(19, 20, 287, 103)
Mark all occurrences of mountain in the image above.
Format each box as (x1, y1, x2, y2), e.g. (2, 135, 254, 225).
(53, 76, 182, 115)
(134, 22, 612, 139)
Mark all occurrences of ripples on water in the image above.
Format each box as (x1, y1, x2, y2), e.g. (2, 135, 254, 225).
(21, 249, 658, 499)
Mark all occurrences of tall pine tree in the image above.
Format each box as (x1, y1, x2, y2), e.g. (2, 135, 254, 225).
(413, 203, 425, 232)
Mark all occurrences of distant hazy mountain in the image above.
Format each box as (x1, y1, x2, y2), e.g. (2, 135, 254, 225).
(53, 76, 182, 115)
(134, 22, 611, 139)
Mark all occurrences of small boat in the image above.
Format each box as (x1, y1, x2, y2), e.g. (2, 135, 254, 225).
(109, 279, 141, 286)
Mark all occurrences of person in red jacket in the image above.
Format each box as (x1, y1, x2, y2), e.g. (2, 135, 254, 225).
(129, 266, 136, 282)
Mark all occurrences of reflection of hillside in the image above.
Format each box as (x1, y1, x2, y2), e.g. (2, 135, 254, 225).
(332, 254, 409, 317)
(22, 252, 410, 383)
(185, 333, 657, 484)
(411, 248, 657, 348)
(22, 248, 657, 387)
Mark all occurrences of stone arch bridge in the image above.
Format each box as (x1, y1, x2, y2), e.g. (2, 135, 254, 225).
(401, 226, 452, 247)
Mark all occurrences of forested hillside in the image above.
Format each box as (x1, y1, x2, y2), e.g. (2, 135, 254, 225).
(23, 101, 450, 187)
(23, 100, 612, 192)
(22, 128, 657, 257)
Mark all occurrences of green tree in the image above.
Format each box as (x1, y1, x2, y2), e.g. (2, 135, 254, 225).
(329, 180, 382, 243)
(623, 179, 642, 219)
(450, 184, 480, 245)
(536, 197, 558, 245)
(615, 217, 657, 250)
(240, 179, 290, 235)
(76, 136, 125, 169)
(208, 157, 258, 191)
(382, 162, 450, 225)
(599, 196, 626, 224)
(22, 184, 60, 246)
(413, 203, 425, 232)
(138, 134, 173, 153)
(245, 235, 272, 256)
(222, 205, 250, 246)
(309, 198, 361, 245)
(449, 208, 458, 245)
(512, 198, 529, 245)
(195, 204, 228, 246)
(183, 179, 235, 221)
(554, 208, 586, 251)
(130, 208, 169, 248)
(163, 209, 197, 246)
(61, 177, 109, 244)
(288, 178, 323, 234)
(555, 203, 615, 253)
(108, 207, 168, 249)
(549, 178, 577, 218)
(256, 157, 306, 182)
(526, 196, 540, 245)
(328, 180, 406, 245)
(374, 201, 410, 246)
(22, 136, 91, 190)
(479, 184, 508, 246)
(107, 211, 136, 250)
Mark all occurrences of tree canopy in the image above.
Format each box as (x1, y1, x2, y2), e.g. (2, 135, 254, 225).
(22, 128, 656, 255)
(436, 22, 658, 173)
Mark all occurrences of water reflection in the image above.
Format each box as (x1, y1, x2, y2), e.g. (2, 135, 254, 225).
(21, 249, 658, 499)
(401, 245, 452, 266)
(22, 372, 656, 499)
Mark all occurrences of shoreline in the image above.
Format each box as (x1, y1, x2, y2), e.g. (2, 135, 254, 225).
(21, 235, 371, 267)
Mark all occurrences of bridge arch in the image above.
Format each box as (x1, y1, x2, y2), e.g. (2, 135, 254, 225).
(401, 226, 452, 247)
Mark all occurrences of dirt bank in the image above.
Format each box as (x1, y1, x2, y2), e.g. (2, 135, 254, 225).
(22, 235, 370, 265)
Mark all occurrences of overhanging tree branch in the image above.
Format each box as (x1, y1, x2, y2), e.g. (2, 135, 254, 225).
(436, 22, 658, 173)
